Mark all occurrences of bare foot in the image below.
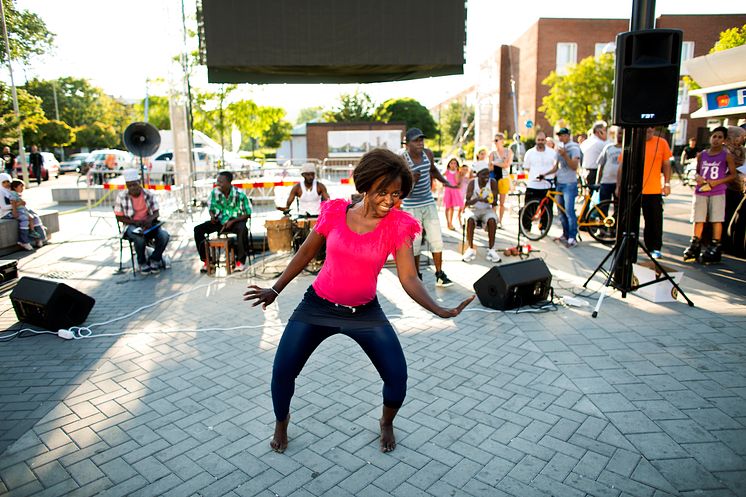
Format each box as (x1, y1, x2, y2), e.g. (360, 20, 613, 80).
(379, 419, 396, 452)
(270, 416, 290, 453)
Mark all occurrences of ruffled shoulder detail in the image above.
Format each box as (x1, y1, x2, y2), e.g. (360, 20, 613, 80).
(381, 208, 422, 255)
(313, 198, 349, 237)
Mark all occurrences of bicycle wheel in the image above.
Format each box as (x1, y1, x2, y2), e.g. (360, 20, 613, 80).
(519, 200, 552, 241)
(585, 199, 616, 245)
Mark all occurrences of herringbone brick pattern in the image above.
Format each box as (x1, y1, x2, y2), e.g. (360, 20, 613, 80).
(1, 202, 745, 496)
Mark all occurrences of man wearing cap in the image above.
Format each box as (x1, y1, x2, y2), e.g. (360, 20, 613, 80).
(194, 170, 253, 273)
(114, 169, 170, 274)
(544, 127, 582, 247)
(400, 128, 457, 287)
(278, 163, 329, 216)
(462, 164, 500, 263)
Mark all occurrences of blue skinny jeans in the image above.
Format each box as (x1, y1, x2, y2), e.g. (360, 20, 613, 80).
(271, 320, 407, 421)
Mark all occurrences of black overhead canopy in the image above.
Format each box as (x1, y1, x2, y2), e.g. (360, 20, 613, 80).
(200, 0, 466, 84)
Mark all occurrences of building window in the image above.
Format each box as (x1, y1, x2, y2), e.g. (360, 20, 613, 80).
(556, 43, 577, 75)
(595, 42, 615, 59)
(681, 41, 695, 62)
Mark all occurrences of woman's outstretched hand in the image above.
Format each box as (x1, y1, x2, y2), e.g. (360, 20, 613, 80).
(435, 295, 476, 318)
(243, 285, 277, 310)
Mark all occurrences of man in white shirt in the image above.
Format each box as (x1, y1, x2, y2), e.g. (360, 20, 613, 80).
(580, 121, 608, 185)
(520, 131, 557, 231)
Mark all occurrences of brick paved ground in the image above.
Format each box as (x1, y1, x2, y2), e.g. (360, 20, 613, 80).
(0, 183, 745, 496)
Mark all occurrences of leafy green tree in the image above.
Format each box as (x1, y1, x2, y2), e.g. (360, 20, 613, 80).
(0, 0, 54, 63)
(540, 53, 614, 135)
(24, 77, 106, 128)
(323, 90, 376, 122)
(0, 83, 45, 145)
(296, 106, 323, 124)
(439, 101, 474, 145)
(134, 95, 170, 130)
(374, 98, 437, 138)
(73, 122, 118, 150)
(261, 108, 292, 148)
(23, 120, 74, 149)
(711, 24, 746, 53)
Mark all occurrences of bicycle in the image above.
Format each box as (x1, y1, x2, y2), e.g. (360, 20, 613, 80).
(518, 179, 617, 245)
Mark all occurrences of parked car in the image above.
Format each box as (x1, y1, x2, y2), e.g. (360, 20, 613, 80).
(59, 152, 90, 174)
(149, 148, 262, 184)
(149, 149, 220, 184)
(16, 152, 60, 181)
(83, 149, 134, 184)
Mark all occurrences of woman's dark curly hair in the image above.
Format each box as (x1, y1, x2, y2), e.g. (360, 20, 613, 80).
(352, 148, 414, 199)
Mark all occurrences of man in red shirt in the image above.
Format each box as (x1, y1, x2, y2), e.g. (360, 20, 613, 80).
(114, 169, 170, 274)
(617, 127, 671, 259)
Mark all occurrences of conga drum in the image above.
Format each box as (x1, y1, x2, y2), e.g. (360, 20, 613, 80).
(265, 218, 292, 252)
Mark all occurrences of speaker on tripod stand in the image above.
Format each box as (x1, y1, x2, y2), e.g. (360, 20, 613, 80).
(123, 122, 161, 183)
(583, 27, 694, 317)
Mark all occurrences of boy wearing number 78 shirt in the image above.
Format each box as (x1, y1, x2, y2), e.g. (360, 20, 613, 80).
(683, 126, 737, 264)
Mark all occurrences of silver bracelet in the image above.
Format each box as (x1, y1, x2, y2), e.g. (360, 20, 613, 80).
(270, 286, 280, 296)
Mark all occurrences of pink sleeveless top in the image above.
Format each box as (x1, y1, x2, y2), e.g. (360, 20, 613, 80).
(312, 199, 421, 306)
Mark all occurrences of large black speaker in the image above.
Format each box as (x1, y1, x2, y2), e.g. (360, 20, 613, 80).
(612, 29, 683, 126)
(10, 277, 95, 330)
(473, 259, 552, 311)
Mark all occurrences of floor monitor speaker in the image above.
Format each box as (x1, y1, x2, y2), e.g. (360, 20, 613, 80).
(473, 259, 552, 310)
(10, 277, 95, 330)
(612, 29, 683, 126)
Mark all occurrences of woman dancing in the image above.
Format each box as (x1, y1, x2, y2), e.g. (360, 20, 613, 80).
(244, 148, 474, 453)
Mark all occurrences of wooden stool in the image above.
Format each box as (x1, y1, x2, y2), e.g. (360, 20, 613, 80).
(206, 236, 235, 275)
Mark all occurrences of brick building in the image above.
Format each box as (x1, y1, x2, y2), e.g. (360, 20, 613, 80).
(468, 14, 746, 148)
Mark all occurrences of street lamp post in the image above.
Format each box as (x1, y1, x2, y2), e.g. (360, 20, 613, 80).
(0, 1, 28, 185)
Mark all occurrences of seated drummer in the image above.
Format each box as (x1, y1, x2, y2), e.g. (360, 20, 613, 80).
(277, 163, 329, 217)
(194, 170, 252, 273)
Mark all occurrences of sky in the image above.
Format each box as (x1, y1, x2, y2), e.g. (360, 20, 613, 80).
(11, 0, 746, 122)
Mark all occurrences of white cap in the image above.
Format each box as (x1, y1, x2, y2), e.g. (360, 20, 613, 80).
(122, 169, 140, 182)
(0, 173, 11, 183)
(300, 163, 316, 174)
(472, 161, 489, 174)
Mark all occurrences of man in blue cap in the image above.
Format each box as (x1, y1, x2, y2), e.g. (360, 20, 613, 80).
(400, 128, 458, 287)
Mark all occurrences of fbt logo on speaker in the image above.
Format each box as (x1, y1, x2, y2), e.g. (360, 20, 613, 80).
(640, 113, 656, 119)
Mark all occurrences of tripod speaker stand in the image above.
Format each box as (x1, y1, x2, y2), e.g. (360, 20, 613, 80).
(583, 225, 693, 318)
(583, 25, 694, 317)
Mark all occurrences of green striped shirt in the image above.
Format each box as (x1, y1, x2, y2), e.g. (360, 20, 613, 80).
(209, 187, 252, 224)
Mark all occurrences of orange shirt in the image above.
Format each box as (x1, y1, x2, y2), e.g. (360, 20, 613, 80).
(642, 136, 672, 195)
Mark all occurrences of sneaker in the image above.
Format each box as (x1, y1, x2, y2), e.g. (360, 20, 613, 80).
(161, 255, 171, 270)
(554, 235, 568, 244)
(462, 247, 477, 262)
(17, 242, 33, 251)
(565, 238, 578, 248)
(497, 221, 503, 230)
(34, 240, 44, 248)
(486, 248, 501, 263)
(650, 250, 662, 259)
(200, 260, 208, 273)
(435, 270, 453, 287)
(141, 262, 160, 274)
(234, 260, 245, 272)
